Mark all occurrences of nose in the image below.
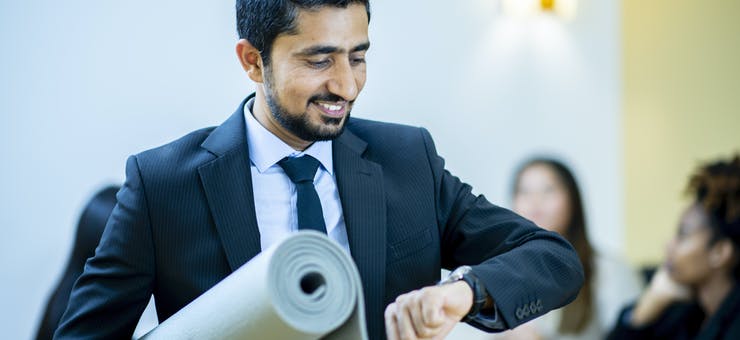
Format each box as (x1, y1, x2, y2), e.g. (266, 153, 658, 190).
(326, 59, 359, 101)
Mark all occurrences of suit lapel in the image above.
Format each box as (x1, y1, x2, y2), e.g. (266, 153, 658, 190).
(333, 128, 387, 312)
(198, 96, 262, 271)
(195, 98, 389, 295)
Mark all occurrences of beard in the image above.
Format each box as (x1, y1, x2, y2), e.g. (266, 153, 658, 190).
(263, 73, 351, 142)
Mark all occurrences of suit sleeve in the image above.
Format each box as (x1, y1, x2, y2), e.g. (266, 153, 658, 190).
(54, 155, 156, 339)
(418, 127, 584, 330)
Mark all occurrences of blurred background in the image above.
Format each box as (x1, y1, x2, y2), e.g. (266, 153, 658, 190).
(0, 0, 738, 338)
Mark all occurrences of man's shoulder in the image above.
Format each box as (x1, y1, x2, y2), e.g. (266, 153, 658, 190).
(347, 117, 420, 132)
(344, 117, 437, 164)
(346, 117, 428, 144)
(134, 100, 247, 167)
(134, 126, 218, 171)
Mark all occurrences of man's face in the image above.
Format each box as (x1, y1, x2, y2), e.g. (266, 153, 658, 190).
(261, 3, 369, 143)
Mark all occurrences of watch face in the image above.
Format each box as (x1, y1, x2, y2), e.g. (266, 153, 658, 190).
(454, 265, 471, 277)
(439, 266, 471, 286)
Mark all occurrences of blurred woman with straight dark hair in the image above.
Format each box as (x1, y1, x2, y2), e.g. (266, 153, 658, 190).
(609, 154, 740, 340)
(495, 157, 641, 340)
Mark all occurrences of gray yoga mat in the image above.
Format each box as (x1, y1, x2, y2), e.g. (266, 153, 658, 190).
(141, 231, 368, 340)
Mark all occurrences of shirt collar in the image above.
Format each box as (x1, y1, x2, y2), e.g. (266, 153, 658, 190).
(244, 98, 334, 175)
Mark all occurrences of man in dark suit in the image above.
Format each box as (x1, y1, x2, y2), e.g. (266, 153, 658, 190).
(55, 1, 584, 339)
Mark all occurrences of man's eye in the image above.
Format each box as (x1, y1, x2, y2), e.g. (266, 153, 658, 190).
(308, 60, 330, 68)
(350, 57, 366, 65)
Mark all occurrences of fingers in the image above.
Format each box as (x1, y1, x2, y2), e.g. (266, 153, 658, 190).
(396, 296, 420, 340)
(410, 295, 435, 337)
(385, 303, 401, 340)
(651, 268, 691, 301)
(386, 293, 420, 340)
(384, 287, 451, 340)
(430, 320, 459, 340)
(419, 288, 445, 328)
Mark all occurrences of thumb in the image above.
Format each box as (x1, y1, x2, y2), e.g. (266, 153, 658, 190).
(442, 281, 474, 318)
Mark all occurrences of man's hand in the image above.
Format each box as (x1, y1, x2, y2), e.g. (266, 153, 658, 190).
(384, 281, 473, 340)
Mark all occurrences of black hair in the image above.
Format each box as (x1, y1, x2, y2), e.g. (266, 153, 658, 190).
(687, 154, 740, 280)
(235, 0, 371, 66)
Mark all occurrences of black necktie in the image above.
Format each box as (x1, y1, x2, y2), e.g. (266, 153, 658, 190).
(278, 155, 327, 233)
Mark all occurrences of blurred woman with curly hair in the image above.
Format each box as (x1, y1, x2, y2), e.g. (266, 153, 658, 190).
(609, 154, 740, 340)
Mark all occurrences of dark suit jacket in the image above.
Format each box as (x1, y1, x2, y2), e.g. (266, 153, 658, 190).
(55, 95, 584, 340)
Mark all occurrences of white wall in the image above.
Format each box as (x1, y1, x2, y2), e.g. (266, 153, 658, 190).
(361, 3, 622, 258)
(0, 1, 620, 338)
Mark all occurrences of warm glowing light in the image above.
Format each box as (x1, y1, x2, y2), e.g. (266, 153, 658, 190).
(554, 0, 578, 20)
(502, 0, 538, 17)
(541, 0, 555, 11)
(501, 0, 578, 20)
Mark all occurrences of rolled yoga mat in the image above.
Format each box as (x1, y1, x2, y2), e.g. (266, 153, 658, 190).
(141, 231, 368, 340)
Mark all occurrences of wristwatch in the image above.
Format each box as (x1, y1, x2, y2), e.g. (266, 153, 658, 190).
(438, 265, 489, 321)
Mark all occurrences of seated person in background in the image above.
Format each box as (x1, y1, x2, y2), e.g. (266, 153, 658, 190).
(498, 158, 641, 340)
(608, 154, 740, 340)
(35, 186, 157, 340)
(36, 186, 120, 340)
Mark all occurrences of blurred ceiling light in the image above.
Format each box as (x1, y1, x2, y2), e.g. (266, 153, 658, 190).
(541, 0, 556, 11)
(501, 0, 577, 20)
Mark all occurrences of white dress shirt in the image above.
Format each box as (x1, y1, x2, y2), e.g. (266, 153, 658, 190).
(243, 100, 350, 254)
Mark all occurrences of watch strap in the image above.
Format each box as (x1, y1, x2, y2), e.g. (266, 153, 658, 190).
(439, 266, 489, 320)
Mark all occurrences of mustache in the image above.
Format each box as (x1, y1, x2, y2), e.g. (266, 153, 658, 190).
(309, 93, 353, 104)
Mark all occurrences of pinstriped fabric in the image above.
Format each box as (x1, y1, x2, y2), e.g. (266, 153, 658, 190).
(135, 126, 238, 319)
(344, 120, 584, 336)
(56, 95, 584, 340)
(333, 132, 387, 339)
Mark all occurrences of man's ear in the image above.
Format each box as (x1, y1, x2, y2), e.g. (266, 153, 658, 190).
(236, 39, 264, 83)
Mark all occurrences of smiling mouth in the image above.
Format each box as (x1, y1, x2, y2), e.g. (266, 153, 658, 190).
(312, 100, 347, 118)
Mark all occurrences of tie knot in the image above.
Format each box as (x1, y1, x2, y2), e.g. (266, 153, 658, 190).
(278, 155, 321, 184)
